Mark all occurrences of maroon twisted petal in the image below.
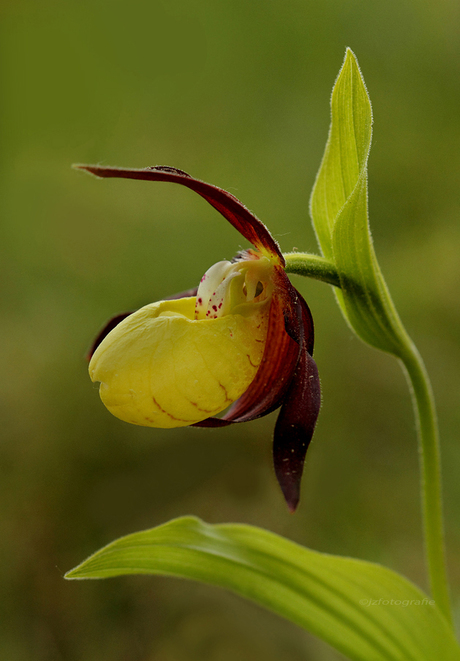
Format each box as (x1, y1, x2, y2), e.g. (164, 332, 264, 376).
(194, 267, 321, 511)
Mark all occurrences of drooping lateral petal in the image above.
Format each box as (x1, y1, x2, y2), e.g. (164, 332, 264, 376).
(262, 271, 320, 511)
(273, 348, 321, 513)
(195, 270, 321, 511)
(269, 269, 320, 510)
(87, 287, 198, 360)
(74, 164, 285, 265)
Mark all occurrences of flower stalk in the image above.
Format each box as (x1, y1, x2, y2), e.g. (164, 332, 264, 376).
(400, 344, 452, 626)
(284, 253, 341, 288)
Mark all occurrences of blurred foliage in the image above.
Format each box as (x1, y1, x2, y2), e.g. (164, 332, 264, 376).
(1, 0, 460, 659)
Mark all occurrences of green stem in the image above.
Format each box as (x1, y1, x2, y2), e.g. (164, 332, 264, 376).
(400, 345, 453, 626)
(284, 253, 341, 287)
(284, 252, 453, 626)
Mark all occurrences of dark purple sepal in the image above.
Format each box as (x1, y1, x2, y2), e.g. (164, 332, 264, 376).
(74, 164, 285, 266)
(275, 269, 315, 357)
(273, 349, 321, 513)
(297, 291, 315, 357)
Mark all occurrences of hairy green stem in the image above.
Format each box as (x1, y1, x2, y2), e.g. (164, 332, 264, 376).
(283, 253, 341, 287)
(284, 252, 453, 626)
(400, 346, 452, 626)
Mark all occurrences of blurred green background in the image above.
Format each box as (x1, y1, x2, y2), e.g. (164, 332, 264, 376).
(1, 0, 460, 659)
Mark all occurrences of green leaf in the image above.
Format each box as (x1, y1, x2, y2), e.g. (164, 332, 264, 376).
(310, 50, 372, 261)
(65, 516, 459, 661)
(310, 49, 411, 357)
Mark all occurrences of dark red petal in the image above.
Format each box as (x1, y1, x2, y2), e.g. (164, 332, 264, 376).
(196, 265, 320, 510)
(87, 286, 198, 360)
(194, 267, 312, 427)
(273, 348, 321, 513)
(75, 164, 284, 266)
(194, 278, 321, 513)
(224, 292, 298, 421)
(193, 287, 299, 428)
(194, 267, 321, 511)
(270, 269, 320, 510)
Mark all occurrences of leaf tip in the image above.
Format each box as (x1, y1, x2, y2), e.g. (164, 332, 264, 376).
(334, 48, 372, 130)
(339, 47, 362, 82)
(344, 47, 357, 64)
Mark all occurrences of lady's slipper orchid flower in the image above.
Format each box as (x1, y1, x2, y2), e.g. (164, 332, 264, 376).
(79, 164, 321, 512)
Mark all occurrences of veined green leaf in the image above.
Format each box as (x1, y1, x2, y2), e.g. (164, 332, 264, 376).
(65, 517, 459, 661)
(310, 49, 411, 356)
